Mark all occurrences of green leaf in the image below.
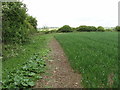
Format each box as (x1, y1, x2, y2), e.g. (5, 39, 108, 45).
(21, 82, 28, 87)
(28, 72, 36, 76)
(35, 75, 42, 79)
(27, 81, 35, 86)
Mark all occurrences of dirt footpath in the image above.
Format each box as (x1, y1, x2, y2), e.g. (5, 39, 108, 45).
(34, 38, 83, 88)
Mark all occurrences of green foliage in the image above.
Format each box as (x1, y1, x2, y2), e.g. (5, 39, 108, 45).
(56, 25, 116, 33)
(115, 26, 120, 31)
(57, 25, 72, 32)
(55, 32, 118, 88)
(2, 2, 37, 44)
(71, 27, 77, 31)
(88, 26, 97, 31)
(97, 26, 105, 32)
(41, 30, 57, 34)
(2, 34, 54, 88)
(50, 30, 57, 33)
(2, 53, 46, 88)
(105, 29, 113, 32)
(3, 34, 52, 74)
(76, 25, 97, 32)
(26, 16, 37, 30)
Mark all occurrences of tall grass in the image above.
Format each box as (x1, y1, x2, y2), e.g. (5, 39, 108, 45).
(55, 32, 118, 88)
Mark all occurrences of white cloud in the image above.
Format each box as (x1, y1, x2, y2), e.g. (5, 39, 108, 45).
(23, 0, 119, 28)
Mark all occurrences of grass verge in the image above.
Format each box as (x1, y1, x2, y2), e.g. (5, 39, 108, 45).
(2, 33, 54, 88)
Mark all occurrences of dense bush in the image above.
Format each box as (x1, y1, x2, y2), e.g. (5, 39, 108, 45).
(88, 26, 97, 32)
(57, 25, 72, 32)
(115, 26, 120, 31)
(50, 30, 57, 33)
(76, 25, 97, 32)
(26, 16, 37, 32)
(2, 2, 37, 44)
(41, 30, 57, 34)
(76, 25, 87, 32)
(71, 27, 77, 31)
(105, 29, 113, 32)
(97, 26, 105, 32)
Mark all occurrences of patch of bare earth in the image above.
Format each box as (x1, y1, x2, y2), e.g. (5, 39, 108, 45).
(34, 38, 83, 88)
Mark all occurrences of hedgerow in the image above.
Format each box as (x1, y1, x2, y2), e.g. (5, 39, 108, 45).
(2, 2, 37, 44)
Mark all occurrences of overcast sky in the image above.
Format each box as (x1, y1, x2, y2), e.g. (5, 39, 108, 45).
(23, 0, 119, 28)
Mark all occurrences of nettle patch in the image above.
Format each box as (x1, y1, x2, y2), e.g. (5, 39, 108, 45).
(2, 53, 46, 89)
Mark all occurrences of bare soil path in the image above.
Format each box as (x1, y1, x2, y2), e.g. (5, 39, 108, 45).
(34, 38, 82, 88)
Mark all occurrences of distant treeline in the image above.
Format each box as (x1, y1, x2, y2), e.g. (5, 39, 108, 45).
(40, 25, 120, 34)
(2, 1, 37, 44)
(57, 25, 120, 33)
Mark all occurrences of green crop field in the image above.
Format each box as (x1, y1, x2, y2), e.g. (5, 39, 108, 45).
(55, 32, 118, 88)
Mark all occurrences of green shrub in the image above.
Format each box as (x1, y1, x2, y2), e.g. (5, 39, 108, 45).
(42, 30, 56, 34)
(44, 30, 50, 34)
(115, 26, 120, 31)
(105, 29, 113, 32)
(26, 16, 37, 30)
(71, 27, 77, 31)
(76, 25, 87, 32)
(50, 30, 57, 33)
(57, 25, 72, 32)
(87, 26, 97, 32)
(97, 26, 105, 32)
(76, 25, 97, 32)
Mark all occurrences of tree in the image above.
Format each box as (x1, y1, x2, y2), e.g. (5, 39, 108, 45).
(97, 26, 105, 32)
(2, 2, 37, 44)
(87, 26, 97, 32)
(76, 25, 97, 32)
(115, 26, 120, 31)
(57, 25, 72, 32)
(76, 25, 88, 32)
